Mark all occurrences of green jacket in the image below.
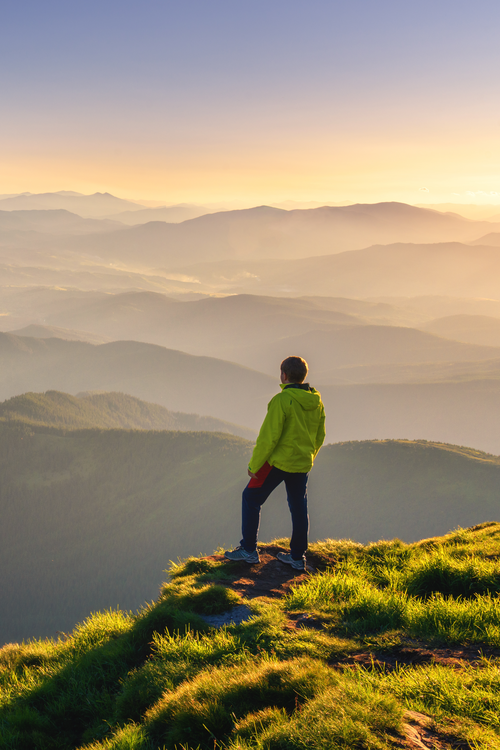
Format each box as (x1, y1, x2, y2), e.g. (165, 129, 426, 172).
(249, 383, 326, 474)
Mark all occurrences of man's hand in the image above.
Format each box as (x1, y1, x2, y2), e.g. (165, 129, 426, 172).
(248, 469, 258, 479)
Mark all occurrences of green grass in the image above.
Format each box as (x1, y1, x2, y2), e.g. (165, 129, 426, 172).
(2, 523, 500, 749)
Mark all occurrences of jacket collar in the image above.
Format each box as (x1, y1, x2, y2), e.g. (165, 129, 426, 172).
(281, 382, 311, 391)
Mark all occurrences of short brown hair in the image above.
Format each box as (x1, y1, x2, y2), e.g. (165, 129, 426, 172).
(280, 356, 308, 383)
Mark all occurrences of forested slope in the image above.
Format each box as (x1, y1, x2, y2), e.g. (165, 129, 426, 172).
(0, 390, 256, 439)
(2, 422, 500, 645)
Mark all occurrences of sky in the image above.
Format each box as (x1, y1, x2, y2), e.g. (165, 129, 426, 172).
(1, 0, 500, 206)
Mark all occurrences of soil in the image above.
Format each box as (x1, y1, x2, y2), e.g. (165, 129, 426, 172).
(208, 544, 314, 600)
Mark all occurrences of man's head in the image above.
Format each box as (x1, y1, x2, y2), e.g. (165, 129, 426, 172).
(280, 356, 309, 384)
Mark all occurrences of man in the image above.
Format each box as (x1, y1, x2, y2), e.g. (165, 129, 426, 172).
(225, 355, 326, 572)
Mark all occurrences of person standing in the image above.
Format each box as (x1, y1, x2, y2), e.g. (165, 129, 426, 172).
(225, 356, 326, 571)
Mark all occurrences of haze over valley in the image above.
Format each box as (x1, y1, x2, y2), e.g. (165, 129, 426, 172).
(3, 194, 500, 440)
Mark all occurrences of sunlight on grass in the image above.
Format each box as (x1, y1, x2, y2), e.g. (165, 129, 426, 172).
(2, 523, 500, 749)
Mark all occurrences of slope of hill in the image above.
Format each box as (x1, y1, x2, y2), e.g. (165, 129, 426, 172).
(0, 424, 253, 643)
(7, 323, 109, 344)
(470, 232, 500, 246)
(0, 333, 276, 430)
(2, 522, 500, 749)
(0, 391, 256, 438)
(420, 314, 500, 348)
(2, 425, 500, 645)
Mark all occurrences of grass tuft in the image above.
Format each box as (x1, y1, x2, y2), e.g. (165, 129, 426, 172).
(3, 524, 500, 749)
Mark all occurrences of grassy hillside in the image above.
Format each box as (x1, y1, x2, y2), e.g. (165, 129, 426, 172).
(2, 523, 500, 749)
(0, 391, 256, 439)
(2, 425, 500, 646)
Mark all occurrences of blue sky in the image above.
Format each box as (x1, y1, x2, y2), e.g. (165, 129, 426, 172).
(2, 0, 499, 204)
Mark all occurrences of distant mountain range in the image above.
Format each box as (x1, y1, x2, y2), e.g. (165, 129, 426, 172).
(0, 208, 121, 235)
(7, 323, 109, 345)
(110, 205, 215, 224)
(0, 191, 146, 217)
(2, 202, 500, 271)
(169, 241, 500, 297)
(416, 203, 500, 221)
(57, 203, 500, 267)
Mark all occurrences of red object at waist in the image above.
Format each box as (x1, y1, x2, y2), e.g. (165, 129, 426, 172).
(248, 462, 272, 488)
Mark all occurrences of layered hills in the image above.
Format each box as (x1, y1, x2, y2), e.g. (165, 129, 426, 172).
(0, 333, 276, 430)
(43, 203, 500, 267)
(4, 326, 500, 451)
(169, 241, 500, 297)
(0, 191, 145, 217)
(2, 203, 500, 273)
(4, 291, 500, 370)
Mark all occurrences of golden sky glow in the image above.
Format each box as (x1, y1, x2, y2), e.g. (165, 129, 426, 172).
(1, 2, 499, 207)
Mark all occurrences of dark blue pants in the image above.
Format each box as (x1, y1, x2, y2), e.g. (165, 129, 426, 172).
(241, 466, 309, 560)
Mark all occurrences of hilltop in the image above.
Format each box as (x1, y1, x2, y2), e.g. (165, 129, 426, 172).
(2, 523, 500, 749)
(2, 424, 500, 645)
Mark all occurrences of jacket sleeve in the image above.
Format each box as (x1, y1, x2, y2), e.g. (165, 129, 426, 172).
(248, 395, 286, 473)
(313, 404, 326, 456)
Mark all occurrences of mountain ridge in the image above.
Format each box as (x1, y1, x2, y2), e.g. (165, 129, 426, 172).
(0, 390, 256, 439)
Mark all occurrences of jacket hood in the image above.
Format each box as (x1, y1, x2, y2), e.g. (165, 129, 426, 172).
(280, 383, 322, 411)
